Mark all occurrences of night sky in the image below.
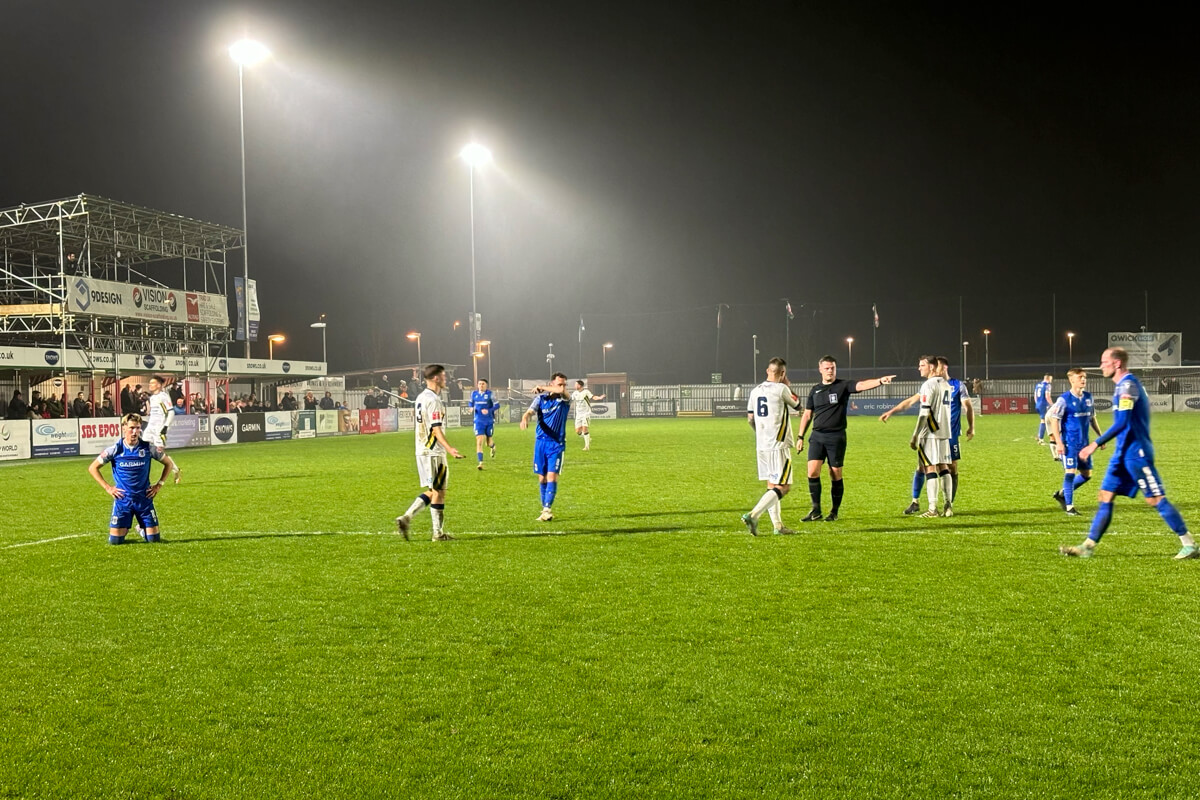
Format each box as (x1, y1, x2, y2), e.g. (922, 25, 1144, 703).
(4, 2, 1199, 384)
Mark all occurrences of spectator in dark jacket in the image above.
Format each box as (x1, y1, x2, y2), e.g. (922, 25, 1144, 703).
(319, 391, 336, 410)
(303, 391, 318, 410)
(72, 392, 91, 418)
(6, 390, 30, 419)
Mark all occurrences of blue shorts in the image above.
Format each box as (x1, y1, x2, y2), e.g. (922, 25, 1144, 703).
(474, 420, 494, 437)
(1100, 451, 1165, 498)
(110, 493, 159, 530)
(1062, 443, 1092, 472)
(950, 437, 961, 462)
(533, 440, 565, 476)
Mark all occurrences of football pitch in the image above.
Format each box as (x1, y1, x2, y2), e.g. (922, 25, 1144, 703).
(3, 415, 1199, 799)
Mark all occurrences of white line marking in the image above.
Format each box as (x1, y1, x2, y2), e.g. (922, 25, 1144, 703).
(1, 528, 1176, 549)
(4, 533, 91, 549)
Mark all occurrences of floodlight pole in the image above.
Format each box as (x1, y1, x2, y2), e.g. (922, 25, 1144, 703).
(469, 163, 478, 385)
(237, 61, 251, 358)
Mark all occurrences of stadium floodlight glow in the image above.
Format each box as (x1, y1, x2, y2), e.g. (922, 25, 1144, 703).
(459, 143, 493, 168)
(268, 334, 286, 360)
(846, 337, 854, 372)
(962, 341, 969, 373)
(310, 316, 328, 365)
(406, 331, 422, 364)
(1067, 331, 1075, 365)
(229, 37, 271, 358)
(602, 342, 614, 372)
(229, 39, 271, 66)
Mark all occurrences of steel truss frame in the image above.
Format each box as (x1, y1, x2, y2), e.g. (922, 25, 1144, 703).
(0, 194, 244, 359)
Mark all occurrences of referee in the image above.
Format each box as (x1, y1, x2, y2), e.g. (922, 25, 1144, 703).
(797, 354, 896, 522)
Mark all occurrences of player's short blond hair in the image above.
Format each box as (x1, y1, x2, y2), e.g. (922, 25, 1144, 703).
(1066, 368, 1086, 379)
(121, 413, 143, 428)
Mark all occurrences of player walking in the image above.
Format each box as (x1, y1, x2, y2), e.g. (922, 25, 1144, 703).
(1061, 348, 1196, 559)
(741, 357, 800, 535)
(142, 375, 180, 484)
(520, 372, 571, 521)
(1047, 369, 1103, 516)
(470, 379, 499, 470)
(88, 413, 176, 544)
(1034, 373, 1053, 444)
(570, 379, 606, 451)
(396, 365, 464, 541)
(910, 355, 954, 518)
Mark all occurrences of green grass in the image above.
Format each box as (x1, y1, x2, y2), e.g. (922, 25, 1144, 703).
(3, 416, 1199, 799)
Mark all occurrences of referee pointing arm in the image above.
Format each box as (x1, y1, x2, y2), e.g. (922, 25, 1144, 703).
(795, 354, 895, 522)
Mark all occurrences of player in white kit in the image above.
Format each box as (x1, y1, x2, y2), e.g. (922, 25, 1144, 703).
(141, 375, 180, 484)
(396, 364, 463, 541)
(741, 357, 801, 535)
(910, 356, 954, 517)
(570, 380, 607, 450)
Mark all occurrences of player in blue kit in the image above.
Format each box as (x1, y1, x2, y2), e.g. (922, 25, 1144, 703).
(519, 372, 571, 522)
(470, 379, 499, 470)
(87, 413, 177, 544)
(1034, 373, 1053, 444)
(1046, 368, 1103, 516)
(1060, 348, 1197, 559)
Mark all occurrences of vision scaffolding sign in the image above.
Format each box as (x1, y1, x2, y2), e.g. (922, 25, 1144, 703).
(66, 276, 229, 327)
(1107, 332, 1182, 368)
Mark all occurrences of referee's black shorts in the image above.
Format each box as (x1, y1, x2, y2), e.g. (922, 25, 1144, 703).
(807, 430, 847, 468)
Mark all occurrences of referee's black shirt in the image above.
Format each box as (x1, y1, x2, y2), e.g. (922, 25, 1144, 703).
(804, 379, 860, 432)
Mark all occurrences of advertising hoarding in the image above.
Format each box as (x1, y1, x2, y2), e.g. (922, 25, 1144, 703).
(78, 418, 123, 455)
(0, 420, 31, 461)
(31, 419, 79, 458)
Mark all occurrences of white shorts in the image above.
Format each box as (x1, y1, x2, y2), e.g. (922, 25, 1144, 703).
(917, 437, 952, 468)
(574, 414, 591, 429)
(142, 430, 166, 449)
(417, 453, 448, 491)
(756, 446, 794, 485)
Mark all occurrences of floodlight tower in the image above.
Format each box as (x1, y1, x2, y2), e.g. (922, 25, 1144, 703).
(460, 142, 493, 384)
(311, 314, 328, 365)
(228, 38, 270, 357)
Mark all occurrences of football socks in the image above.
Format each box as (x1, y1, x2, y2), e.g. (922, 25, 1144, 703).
(1156, 498, 1189, 538)
(1088, 501, 1114, 543)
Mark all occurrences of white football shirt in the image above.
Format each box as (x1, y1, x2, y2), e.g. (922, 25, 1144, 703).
(143, 390, 173, 436)
(414, 387, 446, 455)
(571, 389, 595, 420)
(747, 381, 800, 451)
(918, 377, 952, 441)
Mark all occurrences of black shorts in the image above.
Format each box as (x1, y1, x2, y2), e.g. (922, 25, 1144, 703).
(807, 431, 847, 468)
